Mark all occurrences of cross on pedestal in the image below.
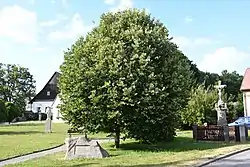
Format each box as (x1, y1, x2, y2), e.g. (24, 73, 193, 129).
(214, 80, 228, 126)
(214, 80, 226, 104)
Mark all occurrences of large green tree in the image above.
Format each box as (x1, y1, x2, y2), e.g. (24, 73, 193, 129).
(59, 9, 194, 148)
(181, 85, 217, 126)
(0, 63, 36, 112)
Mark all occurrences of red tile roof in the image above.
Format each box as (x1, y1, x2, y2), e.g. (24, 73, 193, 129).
(240, 68, 250, 91)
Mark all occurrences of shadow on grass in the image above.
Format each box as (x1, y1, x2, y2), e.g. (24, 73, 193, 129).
(0, 131, 42, 135)
(0, 123, 44, 127)
(48, 158, 208, 167)
(117, 137, 237, 152)
(106, 158, 208, 167)
(43, 163, 98, 167)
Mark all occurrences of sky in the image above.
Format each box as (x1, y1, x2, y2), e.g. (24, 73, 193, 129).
(0, 0, 250, 93)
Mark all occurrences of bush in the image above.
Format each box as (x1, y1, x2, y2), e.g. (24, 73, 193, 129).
(4, 102, 21, 124)
(181, 85, 217, 126)
(40, 113, 47, 120)
(23, 111, 47, 121)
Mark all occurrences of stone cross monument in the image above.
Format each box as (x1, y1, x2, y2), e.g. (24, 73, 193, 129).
(45, 107, 52, 133)
(214, 80, 228, 126)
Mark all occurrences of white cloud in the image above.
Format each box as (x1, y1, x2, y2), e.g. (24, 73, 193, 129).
(184, 16, 193, 23)
(61, 0, 68, 7)
(172, 36, 190, 47)
(105, 0, 133, 12)
(198, 47, 249, 74)
(56, 13, 68, 20)
(40, 20, 59, 27)
(145, 8, 150, 14)
(48, 13, 93, 41)
(172, 36, 219, 48)
(51, 0, 56, 4)
(104, 0, 115, 5)
(0, 5, 39, 44)
(33, 47, 47, 52)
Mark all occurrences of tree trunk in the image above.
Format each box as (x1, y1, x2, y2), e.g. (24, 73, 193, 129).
(114, 131, 120, 148)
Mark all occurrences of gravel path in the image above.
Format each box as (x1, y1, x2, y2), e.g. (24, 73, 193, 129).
(0, 139, 112, 167)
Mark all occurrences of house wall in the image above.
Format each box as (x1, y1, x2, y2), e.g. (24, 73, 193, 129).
(243, 91, 250, 117)
(51, 96, 65, 123)
(31, 101, 54, 113)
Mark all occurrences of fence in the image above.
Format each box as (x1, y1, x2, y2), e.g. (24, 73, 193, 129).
(192, 124, 248, 142)
(193, 125, 225, 141)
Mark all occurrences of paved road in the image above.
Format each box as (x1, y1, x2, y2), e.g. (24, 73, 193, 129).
(205, 150, 250, 167)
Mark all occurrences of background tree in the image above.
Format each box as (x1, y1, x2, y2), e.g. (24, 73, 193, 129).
(219, 70, 243, 102)
(0, 99, 6, 122)
(181, 84, 217, 126)
(235, 93, 244, 117)
(59, 9, 194, 148)
(226, 93, 244, 122)
(4, 102, 21, 124)
(0, 64, 36, 112)
(200, 72, 220, 88)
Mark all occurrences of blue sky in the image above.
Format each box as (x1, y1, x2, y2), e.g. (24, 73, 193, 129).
(0, 0, 250, 93)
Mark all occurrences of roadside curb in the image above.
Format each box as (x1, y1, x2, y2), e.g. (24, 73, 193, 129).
(195, 147, 250, 167)
(0, 144, 64, 162)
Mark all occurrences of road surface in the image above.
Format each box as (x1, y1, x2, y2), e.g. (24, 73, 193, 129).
(205, 150, 250, 167)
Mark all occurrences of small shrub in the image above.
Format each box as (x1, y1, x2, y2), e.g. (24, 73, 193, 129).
(4, 102, 21, 124)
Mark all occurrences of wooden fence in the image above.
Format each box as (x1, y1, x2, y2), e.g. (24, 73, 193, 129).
(192, 124, 248, 142)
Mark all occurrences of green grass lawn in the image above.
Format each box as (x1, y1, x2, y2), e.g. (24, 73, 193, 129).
(6, 130, 250, 167)
(0, 122, 108, 160)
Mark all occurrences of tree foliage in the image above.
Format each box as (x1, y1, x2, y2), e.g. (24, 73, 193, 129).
(0, 63, 36, 112)
(0, 99, 6, 122)
(59, 9, 194, 147)
(227, 93, 244, 121)
(195, 70, 243, 102)
(4, 102, 21, 124)
(181, 85, 217, 126)
(219, 70, 243, 102)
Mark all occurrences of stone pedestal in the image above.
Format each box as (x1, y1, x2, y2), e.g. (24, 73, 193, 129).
(216, 107, 227, 126)
(38, 112, 42, 121)
(65, 136, 109, 160)
(223, 125, 229, 142)
(45, 118, 52, 133)
(239, 125, 246, 142)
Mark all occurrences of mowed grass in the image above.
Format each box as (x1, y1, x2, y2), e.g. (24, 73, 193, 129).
(0, 122, 108, 160)
(7, 131, 250, 167)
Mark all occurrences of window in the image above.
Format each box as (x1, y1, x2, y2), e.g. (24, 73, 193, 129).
(47, 91, 50, 96)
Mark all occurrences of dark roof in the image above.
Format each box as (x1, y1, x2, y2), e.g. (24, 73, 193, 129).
(29, 72, 60, 103)
(241, 68, 250, 91)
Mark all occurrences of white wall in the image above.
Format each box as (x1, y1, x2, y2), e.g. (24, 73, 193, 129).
(243, 92, 250, 117)
(31, 101, 54, 113)
(51, 96, 65, 123)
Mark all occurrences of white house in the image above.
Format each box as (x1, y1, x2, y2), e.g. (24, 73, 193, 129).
(240, 68, 250, 117)
(50, 95, 64, 123)
(29, 72, 64, 123)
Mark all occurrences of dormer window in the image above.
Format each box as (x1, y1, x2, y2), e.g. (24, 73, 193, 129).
(47, 91, 51, 96)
